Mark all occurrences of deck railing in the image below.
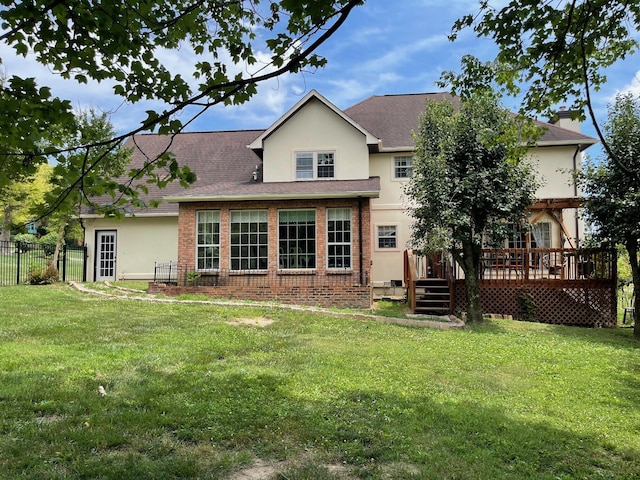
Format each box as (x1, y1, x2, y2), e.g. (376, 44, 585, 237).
(460, 246, 616, 282)
(405, 245, 615, 284)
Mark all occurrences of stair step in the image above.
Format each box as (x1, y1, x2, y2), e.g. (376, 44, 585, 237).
(410, 278, 451, 314)
(415, 306, 450, 313)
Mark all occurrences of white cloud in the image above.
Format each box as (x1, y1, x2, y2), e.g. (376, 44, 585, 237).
(613, 71, 640, 98)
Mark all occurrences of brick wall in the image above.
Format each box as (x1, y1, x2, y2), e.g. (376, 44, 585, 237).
(148, 282, 372, 309)
(173, 197, 372, 308)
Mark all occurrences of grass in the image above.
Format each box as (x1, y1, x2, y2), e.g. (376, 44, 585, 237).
(0, 284, 639, 479)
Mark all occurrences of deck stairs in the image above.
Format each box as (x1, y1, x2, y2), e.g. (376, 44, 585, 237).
(414, 278, 451, 314)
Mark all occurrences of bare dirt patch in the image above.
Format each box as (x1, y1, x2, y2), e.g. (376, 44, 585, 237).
(227, 459, 284, 480)
(226, 317, 275, 328)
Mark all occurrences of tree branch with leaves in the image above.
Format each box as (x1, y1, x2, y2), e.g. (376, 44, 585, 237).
(406, 68, 540, 323)
(454, 0, 640, 173)
(0, 0, 364, 217)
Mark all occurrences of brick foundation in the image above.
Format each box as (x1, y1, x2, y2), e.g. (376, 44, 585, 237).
(148, 282, 372, 309)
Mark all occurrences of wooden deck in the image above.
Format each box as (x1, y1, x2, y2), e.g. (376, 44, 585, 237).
(404, 247, 618, 326)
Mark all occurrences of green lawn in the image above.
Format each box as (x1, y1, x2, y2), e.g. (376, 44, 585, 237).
(0, 284, 639, 479)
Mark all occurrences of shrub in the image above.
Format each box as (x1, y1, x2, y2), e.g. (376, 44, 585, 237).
(517, 286, 537, 322)
(38, 232, 63, 256)
(27, 264, 59, 285)
(14, 233, 37, 252)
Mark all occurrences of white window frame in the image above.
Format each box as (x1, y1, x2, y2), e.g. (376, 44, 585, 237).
(295, 151, 335, 180)
(327, 208, 352, 270)
(393, 155, 413, 179)
(229, 210, 268, 271)
(196, 210, 220, 271)
(376, 224, 399, 251)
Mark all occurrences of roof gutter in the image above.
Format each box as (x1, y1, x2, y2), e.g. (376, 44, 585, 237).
(535, 140, 598, 151)
(165, 190, 380, 203)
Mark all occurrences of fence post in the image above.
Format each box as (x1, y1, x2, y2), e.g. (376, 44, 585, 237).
(16, 242, 21, 285)
(61, 244, 67, 281)
(82, 246, 88, 282)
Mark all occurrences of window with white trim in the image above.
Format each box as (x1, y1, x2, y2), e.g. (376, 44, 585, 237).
(377, 225, 397, 249)
(295, 152, 335, 179)
(531, 222, 551, 248)
(327, 208, 351, 269)
(278, 210, 316, 269)
(196, 210, 220, 270)
(230, 210, 268, 270)
(394, 156, 413, 179)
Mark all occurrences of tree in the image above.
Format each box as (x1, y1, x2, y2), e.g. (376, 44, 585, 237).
(0, 163, 52, 242)
(0, 1, 363, 215)
(453, 0, 640, 170)
(405, 90, 539, 323)
(578, 93, 640, 338)
(43, 109, 133, 266)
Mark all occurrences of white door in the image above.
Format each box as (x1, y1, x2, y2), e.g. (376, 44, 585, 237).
(96, 230, 117, 281)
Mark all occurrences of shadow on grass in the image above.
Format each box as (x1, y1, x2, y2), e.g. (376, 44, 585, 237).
(2, 362, 639, 480)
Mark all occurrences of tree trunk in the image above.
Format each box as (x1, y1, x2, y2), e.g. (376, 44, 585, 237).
(51, 220, 67, 268)
(1, 205, 11, 243)
(626, 239, 640, 339)
(462, 240, 483, 323)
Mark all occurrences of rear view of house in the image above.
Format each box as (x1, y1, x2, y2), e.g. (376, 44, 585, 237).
(81, 90, 612, 320)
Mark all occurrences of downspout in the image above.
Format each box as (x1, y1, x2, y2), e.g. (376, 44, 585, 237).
(573, 145, 580, 247)
(358, 196, 363, 285)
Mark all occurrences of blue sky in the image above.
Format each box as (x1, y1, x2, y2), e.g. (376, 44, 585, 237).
(2, 0, 640, 155)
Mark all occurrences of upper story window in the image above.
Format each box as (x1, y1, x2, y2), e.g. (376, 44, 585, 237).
(196, 210, 220, 270)
(296, 152, 335, 180)
(394, 156, 413, 179)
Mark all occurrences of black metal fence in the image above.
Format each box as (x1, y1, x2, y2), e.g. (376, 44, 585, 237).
(153, 262, 369, 287)
(0, 240, 87, 286)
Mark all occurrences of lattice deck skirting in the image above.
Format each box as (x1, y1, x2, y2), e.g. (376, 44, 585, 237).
(453, 280, 617, 327)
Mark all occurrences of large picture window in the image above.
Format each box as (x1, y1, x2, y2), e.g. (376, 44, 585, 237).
(279, 210, 316, 269)
(196, 210, 220, 270)
(295, 152, 335, 179)
(327, 208, 351, 269)
(230, 210, 268, 270)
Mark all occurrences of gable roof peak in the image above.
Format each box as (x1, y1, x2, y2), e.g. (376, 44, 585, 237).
(248, 89, 379, 151)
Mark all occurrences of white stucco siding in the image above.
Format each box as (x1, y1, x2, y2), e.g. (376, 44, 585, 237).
(527, 146, 581, 199)
(368, 153, 413, 284)
(84, 216, 178, 281)
(262, 98, 370, 182)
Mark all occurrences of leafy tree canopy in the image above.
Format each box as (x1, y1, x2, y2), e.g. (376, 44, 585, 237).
(578, 92, 640, 336)
(453, 0, 639, 162)
(0, 0, 363, 213)
(406, 86, 540, 322)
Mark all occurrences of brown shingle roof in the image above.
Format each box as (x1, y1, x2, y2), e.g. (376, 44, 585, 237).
(165, 177, 380, 202)
(345, 92, 455, 148)
(83, 91, 596, 215)
(84, 129, 264, 215)
(345, 92, 597, 150)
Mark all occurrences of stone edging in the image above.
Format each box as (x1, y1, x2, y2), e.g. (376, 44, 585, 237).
(68, 282, 465, 330)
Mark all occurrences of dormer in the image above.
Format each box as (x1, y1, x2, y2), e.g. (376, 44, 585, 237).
(248, 90, 380, 183)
